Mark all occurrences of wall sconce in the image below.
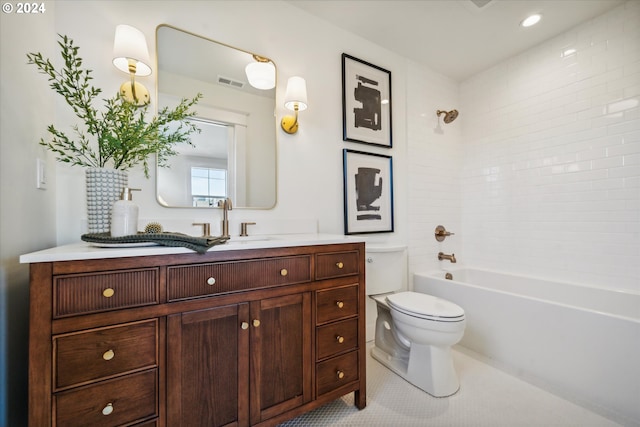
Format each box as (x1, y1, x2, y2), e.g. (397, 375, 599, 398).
(245, 55, 275, 90)
(281, 76, 307, 134)
(112, 24, 152, 106)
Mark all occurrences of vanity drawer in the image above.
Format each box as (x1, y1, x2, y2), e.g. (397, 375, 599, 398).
(55, 369, 157, 427)
(167, 255, 311, 301)
(315, 251, 360, 280)
(53, 268, 159, 318)
(54, 320, 157, 390)
(316, 318, 358, 360)
(316, 351, 359, 396)
(316, 284, 359, 324)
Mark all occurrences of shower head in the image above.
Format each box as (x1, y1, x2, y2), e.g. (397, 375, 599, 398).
(437, 109, 459, 124)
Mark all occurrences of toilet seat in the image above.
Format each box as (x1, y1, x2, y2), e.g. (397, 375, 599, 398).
(386, 291, 465, 322)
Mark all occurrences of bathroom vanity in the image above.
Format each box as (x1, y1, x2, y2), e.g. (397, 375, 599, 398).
(22, 235, 366, 426)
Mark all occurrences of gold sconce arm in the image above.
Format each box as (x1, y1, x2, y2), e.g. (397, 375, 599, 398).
(119, 58, 149, 106)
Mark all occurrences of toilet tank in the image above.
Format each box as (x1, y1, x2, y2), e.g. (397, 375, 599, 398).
(365, 245, 407, 295)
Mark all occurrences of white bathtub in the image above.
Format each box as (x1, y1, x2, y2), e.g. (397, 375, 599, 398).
(413, 268, 640, 426)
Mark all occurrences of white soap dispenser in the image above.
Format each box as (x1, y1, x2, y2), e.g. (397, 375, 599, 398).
(110, 188, 141, 237)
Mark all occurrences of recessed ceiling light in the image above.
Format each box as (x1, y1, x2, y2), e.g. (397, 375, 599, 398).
(521, 14, 542, 28)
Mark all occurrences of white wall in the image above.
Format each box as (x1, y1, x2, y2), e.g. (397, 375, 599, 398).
(459, 1, 640, 292)
(0, 4, 58, 425)
(406, 64, 462, 279)
(47, 0, 409, 247)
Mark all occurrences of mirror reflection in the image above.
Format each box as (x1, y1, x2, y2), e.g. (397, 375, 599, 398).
(156, 25, 277, 209)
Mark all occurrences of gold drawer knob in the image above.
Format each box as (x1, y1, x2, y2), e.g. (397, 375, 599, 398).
(102, 349, 115, 361)
(102, 288, 114, 298)
(207, 277, 216, 285)
(336, 301, 344, 309)
(102, 403, 114, 416)
(280, 268, 288, 276)
(336, 335, 345, 344)
(253, 319, 261, 327)
(336, 262, 344, 269)
(337, 370, 345, 379)
(241, 322, 249, 330)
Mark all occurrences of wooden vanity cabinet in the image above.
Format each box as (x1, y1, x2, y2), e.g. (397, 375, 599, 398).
(167, 293, 312, 427)
(28, 242, 366, 427)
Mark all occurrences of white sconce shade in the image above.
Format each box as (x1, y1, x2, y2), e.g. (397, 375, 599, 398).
(113, 24, 151, 76)
(284, 76, 308, 111)
(245, 60, 275, 90)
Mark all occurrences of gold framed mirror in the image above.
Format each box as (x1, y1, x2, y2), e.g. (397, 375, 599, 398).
(156, 25, 277, 209)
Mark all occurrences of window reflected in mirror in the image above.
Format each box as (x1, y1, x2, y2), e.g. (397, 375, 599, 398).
(191, 167, 227, 207)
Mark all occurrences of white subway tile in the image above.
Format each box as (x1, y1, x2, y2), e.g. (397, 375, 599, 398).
(607, 118, 640, 135)
(607, 141, 640, 157)
(408, 2, 639, 291)
(609, 165, 640, 178)
(592, 156, 624, 169)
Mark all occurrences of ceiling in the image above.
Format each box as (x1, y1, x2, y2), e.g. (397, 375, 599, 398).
(286, 0, 626, 82)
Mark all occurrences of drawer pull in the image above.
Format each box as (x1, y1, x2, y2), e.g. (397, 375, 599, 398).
(102, 288, 115, 298)
(337, 370, 345, 379)
(336, 335, 345, 344)
(102, 403, 114, 416)
(102, 349, 115, 361)
(241, 322, 249, 330)
(336, 262, 344, 269)
(253, 319, 261, 328)
(280, 268, 288, 276)
(207, 277, 216, 286)
(336, 301, 344, 309)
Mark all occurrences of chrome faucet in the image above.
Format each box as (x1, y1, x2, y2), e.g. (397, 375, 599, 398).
(438, 252, 457, 263)
(217, 198, 233, 238)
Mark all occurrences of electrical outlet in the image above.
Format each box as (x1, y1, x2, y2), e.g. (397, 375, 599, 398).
(36, 158, 47, 190)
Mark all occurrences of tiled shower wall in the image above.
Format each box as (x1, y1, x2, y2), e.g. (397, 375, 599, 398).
(406, 64, 462, 279)
(459, 1, 639, 291)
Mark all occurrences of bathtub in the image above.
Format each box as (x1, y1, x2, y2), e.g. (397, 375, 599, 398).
(413, 268, 640, 426)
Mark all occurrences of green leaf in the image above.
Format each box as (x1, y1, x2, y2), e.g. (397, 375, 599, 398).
(27, 35, 201, 177)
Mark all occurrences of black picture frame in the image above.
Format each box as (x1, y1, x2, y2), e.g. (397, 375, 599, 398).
(343, 149, 394, 235)
(342, 53, 392, 148)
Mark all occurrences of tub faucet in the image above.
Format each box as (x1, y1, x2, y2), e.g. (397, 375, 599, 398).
(217, 198, 233, 238)
(438, 252, 456, 263)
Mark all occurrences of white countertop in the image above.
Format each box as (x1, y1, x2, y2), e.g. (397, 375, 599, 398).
(20, 234, 366, 263)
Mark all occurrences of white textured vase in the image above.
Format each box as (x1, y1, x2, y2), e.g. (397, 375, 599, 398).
(85, 168, 128, 233)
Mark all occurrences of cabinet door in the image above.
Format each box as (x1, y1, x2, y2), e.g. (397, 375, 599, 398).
(250, 293, 312, 424)
(167, 303, 249, 427)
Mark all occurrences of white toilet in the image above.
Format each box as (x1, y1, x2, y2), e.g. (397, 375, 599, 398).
(367, 245, 466, 397)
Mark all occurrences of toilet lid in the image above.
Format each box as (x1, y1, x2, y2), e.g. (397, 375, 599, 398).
(386, 291, 464, 321)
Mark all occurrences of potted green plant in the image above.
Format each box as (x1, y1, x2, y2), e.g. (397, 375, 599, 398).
(27, 34, 201, 233)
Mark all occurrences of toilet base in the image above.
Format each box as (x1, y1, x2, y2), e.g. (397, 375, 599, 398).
(371, 343, 460, 398)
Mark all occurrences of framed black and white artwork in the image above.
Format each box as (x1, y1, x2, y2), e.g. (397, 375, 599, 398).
(343, 149, 394, 234)
(342, 53, 392, 148)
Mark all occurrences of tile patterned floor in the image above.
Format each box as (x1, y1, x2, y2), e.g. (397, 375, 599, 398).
(280, 344, 622, 426)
